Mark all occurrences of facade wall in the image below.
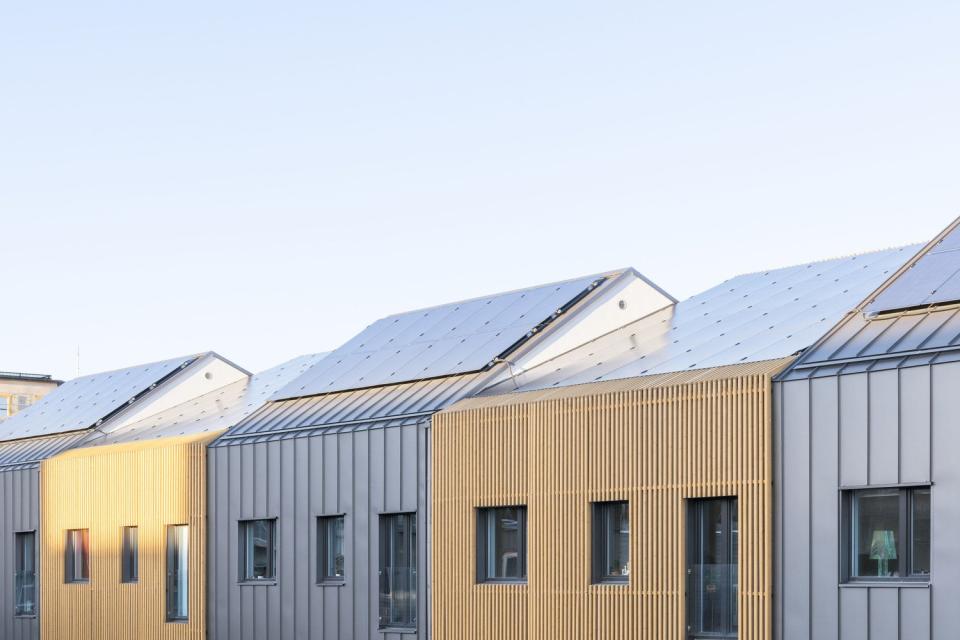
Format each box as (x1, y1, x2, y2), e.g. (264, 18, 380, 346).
(776, 362, 960, 640)
(40, 433, 217, 640)
(433, 368, 779, 640)
(0, 468, 40, 640)
(207, 420, 430, 640)
(0, 378, 58, 420)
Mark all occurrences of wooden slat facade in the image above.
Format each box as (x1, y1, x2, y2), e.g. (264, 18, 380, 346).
(432, 359, 790, 640)
(40, 432, 221, 640)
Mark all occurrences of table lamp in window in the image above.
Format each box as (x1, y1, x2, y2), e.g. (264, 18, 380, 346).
(869, 530, 897, 577)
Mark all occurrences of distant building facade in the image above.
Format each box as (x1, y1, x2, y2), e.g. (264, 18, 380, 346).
(0, 372, 59, 421)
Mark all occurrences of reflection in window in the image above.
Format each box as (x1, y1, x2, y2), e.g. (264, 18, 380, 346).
(65, 529, 90, 583)
(847, 487, 930, 580)
(593, 501, 629, 583)
(239, 519, 276, 581)
(166, 525, 189, 621)
(121, 526, 138, 583)
(379, 513, 417, 629)
(477, 506, 527, 582)
(318, 515, 346, 583)
(15, 532, 36, 616)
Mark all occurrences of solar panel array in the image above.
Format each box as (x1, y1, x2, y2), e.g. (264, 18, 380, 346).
(866, 224, 960, 314)
(273, 273, 606, 400)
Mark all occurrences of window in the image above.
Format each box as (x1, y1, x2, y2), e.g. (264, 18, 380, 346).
(476, 506, 527, 583)
(15, 395, 30, 413)
(0, 396, 8, 418)
(379, 513, 417, 629)
(166, 525, 189, 621)
(239, 519, 276, 582)
(65, 529, 90, 583)
(845, 487, 930, 581)
(592, 501, 629, 583)
(15, 532, 36, 616)
(688, 498, 738, 638)
(121, 526, 138, 583)
(318, 515, 346, 583)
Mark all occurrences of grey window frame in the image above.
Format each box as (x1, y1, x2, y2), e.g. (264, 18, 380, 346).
(64, 528, 90, 584)
(476, 506, 528, 584)
(317, 514, 346, 584)
(592, 501, 630, 584)
(841, 486, 931, 583)
(378, 512, 417, 630)
(238, 518, 277, 583)
(165, 524, 189, 622)
(121, 526, 139, 584)
(14, 530, 37, 617)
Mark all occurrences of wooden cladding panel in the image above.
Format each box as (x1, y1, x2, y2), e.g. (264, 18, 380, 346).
(40, 433, 218, 640)
(433, 373, 774, 640)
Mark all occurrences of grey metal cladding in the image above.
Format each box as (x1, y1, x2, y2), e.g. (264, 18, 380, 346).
(0, 468, 39, 640)
(0, 432, 89, 470)
(272, 273, 608, 400)
(497, 246, 917, 392)
(215, 373, 486, 443)
(86, 353, 327, 447)
(866, 223, 960, 314)
(0, 354, 199, 441)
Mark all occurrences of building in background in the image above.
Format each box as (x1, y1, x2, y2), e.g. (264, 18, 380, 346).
(206, 269, 676, 640)
(0, 353, 248, 640)
(38, 353, 323, 640)
(0, 372, 60, 421)
(430, 245, 916, 640)
(775, 218, 960, 640)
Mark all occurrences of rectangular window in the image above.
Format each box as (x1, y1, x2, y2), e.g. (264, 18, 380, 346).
(845, 487, 930, 581)
(239, 519, 276, 582)
(378, 513, 417, 629)
(592, 501, 630, 583)
(121, 526, 139, 583)
(166, 525, 189, 621)
(688, 497, 738, 638)
(15, 532, 36, 616)
(318, 515, 346, 583)
(0, 396, 8, 418)
(15, 395, 30, 413)
(476, 506, 527, 583)
(64, 529, 90, 583)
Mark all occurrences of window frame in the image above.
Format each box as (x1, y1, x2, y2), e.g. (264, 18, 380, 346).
(317, 514, 346, 584)
(475, 505, 528, 584)
(238, 518, 278, 583)
(841, 486, 931, 584)
(14, 530, 37, 617)
(378, 512, 418, 630)
(64, 528, 90, 584)
(592, 500, 630, 585)
(121, 526, 139, 584)
(165, 524, 189, 622)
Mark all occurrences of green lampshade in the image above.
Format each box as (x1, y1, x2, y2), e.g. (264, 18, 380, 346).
(869, 530, 897, 561)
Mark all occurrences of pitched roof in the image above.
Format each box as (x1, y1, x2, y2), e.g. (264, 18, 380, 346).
(272, 270, 659, 400)
(0, 354, 201, 441)
(85, 353, 326, 447)
(482, 245, 919, 393)
(782, 218, 960, 379)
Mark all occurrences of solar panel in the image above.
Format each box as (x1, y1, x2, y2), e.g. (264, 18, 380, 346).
(866, 226, 960, 314)
(0, 355, 198, 441)
(273, 274, 606, 399)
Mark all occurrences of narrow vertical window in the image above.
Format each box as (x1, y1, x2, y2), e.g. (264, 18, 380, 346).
(378, 513, 417, 629)
(318, 515, 346, 583)
(14, 532, 36, 616)
(476, 506, 527, 583)
(0, 396, 8, 419)
(166, 525, 189, 621)
(64, 529, 90, 583)
(121, 526, 139, 583)
(592, 501, 630, 583)
(239, 519, 276, 582)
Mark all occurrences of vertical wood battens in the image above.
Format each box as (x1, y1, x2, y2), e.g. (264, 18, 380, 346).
(433, 371, 776, 640)
(40, 434, 217, 640)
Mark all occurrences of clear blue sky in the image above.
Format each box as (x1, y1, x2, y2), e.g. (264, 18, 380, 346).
(2, 1, 958, 380)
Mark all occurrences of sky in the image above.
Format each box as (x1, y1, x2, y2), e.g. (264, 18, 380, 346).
(2, 1, 959, 381)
